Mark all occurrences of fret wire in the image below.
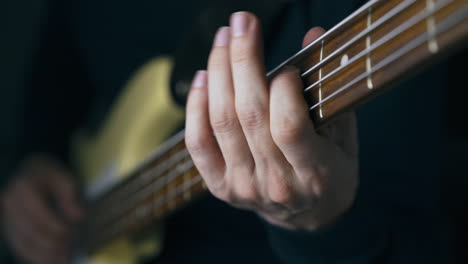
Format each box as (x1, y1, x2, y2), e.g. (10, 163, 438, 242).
(366, 7, 374, 89)
(300, 0, 418, 78)
(104, 157, 193, 228)
(90, 129, 185, 204)
(124, 148, 189, 197)
(115, 175, 202, 248)
(318, 40, 324, 118)
(94, 147, 188, 212)
(89, 147, 189, 227)
(166, 162, 175, 209)
(267, 0, 382, 77)
(309, 6, 468, 111)
(91, 156, 198, 235)
(426, 0, 440, 53)
(183, 154, 192, 200)
(89, 153, 194, 231)
(304, 0, 454, 93)
(153, 174, 202, 215)
(90, 173, 202, 249)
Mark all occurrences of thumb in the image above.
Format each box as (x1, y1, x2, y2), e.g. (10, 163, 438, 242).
(302, 27, 326, 48)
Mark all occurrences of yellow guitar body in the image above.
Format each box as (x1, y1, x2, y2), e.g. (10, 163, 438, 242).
(72, 57, 185, 264)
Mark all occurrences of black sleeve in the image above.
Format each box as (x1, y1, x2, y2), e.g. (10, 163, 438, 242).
(264, 193, 391, 264)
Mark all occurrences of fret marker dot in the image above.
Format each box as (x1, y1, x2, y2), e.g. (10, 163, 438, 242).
(341, 54, 349, 66)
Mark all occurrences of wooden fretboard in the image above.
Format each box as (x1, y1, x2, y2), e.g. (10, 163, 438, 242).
(81, 0, 468, 253)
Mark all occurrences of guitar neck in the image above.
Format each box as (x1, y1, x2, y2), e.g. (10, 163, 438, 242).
(271, 0, 468, 127)
(81, 0, 468, 253)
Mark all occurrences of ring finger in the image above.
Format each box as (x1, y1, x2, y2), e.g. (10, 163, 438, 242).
(208, 26, 260, 202)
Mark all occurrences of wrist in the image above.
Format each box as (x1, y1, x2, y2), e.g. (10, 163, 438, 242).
(260, 188, 357, 232)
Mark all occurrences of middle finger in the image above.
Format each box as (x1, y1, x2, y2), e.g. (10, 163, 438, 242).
(208, 27, 254, 172)
(229, 12, 287, 171)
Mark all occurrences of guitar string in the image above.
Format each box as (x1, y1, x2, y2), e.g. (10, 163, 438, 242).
(299, 0, 418, 78)
(86, 1, 465, 234)
(87, 149, 192, 229)
(304, 0, 454, 93)
(267, 0, 381, 77)
(88, 148, 189, 223)
(309, 5, 467, 111)
(87, 0, 413, 219)
(92, 175, 203, 249)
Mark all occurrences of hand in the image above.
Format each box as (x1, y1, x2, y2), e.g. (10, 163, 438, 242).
(1, 154, 84, 264)
(185, 12, 359, 231)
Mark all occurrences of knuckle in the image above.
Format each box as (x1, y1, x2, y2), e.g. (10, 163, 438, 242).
(236, 104, 266, 130)
(231, 52, 251, 66)
(233, 181, 258, 202)
(210, 186, 230, 202)
(185, 133, 206, 155)
(208, 49, 227, 69)
(268, 178, 294, 205)
(271, 115, 307, 146)
(231, 44, 253, 66)
(210, 110, 238, 133)
(203, 177, 228, 201)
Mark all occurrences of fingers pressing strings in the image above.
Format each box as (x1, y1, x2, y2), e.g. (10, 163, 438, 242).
(185, 70, 226, 195)
(207, 25, 264, 203)
(229, 13, 292, 187)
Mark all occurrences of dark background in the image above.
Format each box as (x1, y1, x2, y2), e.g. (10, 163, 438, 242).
(1, 1, 47, 260)
(1, 0, 467, 262)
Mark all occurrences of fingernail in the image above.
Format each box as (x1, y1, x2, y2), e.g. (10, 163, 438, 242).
(192, 71, 207, 88)
(231, 12, 250, 37)
(214, 27, 230, 47)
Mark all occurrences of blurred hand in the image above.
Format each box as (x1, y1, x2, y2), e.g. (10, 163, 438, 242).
(1, 154, 83, 264)
(186, 12, 359, 231)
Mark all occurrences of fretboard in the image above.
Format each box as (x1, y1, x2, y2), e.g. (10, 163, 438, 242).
(80, 0, 468, 253)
